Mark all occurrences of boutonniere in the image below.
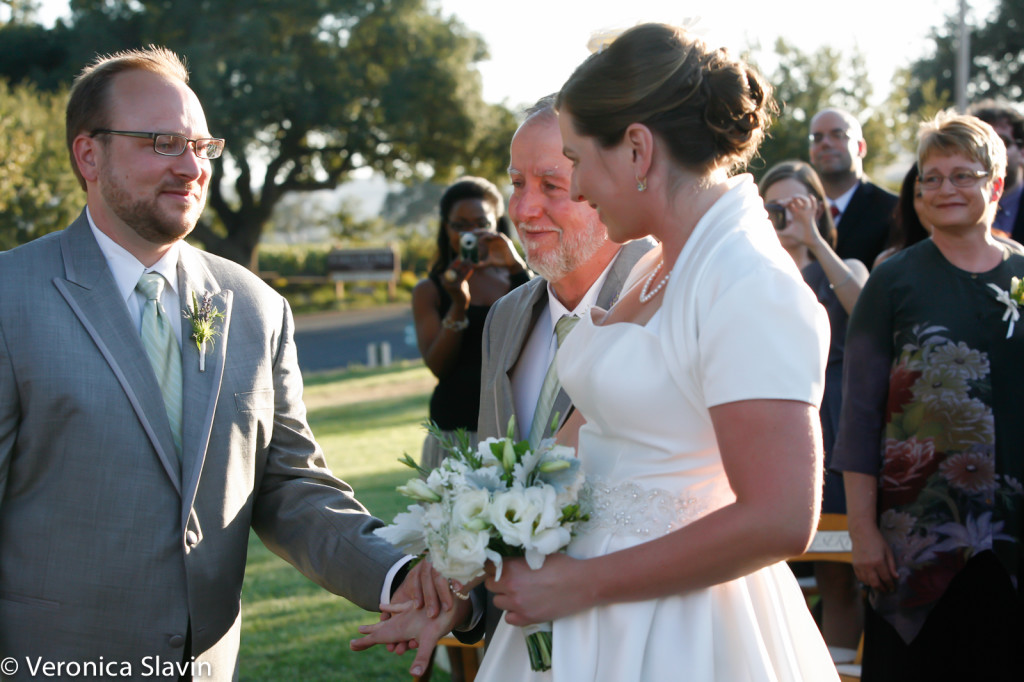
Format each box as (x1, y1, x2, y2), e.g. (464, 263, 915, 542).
(183, 291, 224, 371)
(987, 276, 1024, 339)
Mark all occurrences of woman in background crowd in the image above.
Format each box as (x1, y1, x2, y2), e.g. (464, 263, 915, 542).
(760, 160, 867, 657)
(874, 163, 931, 268)
(834, 111, 1024, 681)
(412, 176, 529, 470)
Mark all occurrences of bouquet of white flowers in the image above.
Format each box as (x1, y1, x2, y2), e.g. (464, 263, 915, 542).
(376, 418, 588, 671)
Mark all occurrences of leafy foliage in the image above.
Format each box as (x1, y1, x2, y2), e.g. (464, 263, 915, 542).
(0, 0, 517, 266)
(752, 39, 903, 183)
(908, 0, 1023, 110)
(0, 79, 83, 249)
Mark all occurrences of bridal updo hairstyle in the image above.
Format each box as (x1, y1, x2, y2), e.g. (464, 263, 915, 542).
(555, 23, 775, 175)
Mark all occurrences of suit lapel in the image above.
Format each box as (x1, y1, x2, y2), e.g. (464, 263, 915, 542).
(54, 214, 183, 494)
(176, 247, 231, 518)
(502, 281, 547, 439)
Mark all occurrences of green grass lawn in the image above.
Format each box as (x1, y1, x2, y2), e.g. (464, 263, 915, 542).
(238, 362, 454, 681)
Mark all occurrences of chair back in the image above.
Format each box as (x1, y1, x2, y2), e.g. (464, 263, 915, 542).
(796, 513, 853, 563)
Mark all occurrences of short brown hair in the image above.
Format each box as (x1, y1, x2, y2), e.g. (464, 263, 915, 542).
(66, 45, 190, 190)
(555, 23, 775, 175)
(917, 110, 1006, 183)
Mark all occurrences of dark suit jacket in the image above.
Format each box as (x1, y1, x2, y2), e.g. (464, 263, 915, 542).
(0, 212, 404, 680)
(1008, 191, 1024, 243)
(834, 180, 898, 269)
(456, 238, 654, 646)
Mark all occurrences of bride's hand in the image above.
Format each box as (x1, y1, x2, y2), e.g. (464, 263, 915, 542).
(486, 554, 589, 626)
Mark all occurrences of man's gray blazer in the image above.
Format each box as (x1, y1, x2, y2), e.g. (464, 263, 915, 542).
(467, 238, 654, 644)
(0, 212, 404, 680)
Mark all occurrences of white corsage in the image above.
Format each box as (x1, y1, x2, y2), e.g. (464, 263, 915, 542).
(987, 276, 1024, 339)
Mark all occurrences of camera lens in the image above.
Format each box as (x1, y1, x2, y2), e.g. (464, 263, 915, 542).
(764, 203, 787, 231)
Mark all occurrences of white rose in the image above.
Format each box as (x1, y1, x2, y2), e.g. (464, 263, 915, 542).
(524, 527, 571, 569)
(489, 486, 542, 547)
(524, 485, 561, 535)
(434, 528, 489, 584)
(451, 488, 491, 532)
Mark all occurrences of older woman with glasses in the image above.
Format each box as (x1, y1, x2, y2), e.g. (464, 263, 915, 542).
(833, 111, 1024, 681)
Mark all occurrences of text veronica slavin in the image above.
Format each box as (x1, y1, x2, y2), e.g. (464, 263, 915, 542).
(23, 656, 213, 678)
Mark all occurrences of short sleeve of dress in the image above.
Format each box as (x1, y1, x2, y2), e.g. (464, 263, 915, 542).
(697, 255, 830, 408)
(831, 263, 896, 476)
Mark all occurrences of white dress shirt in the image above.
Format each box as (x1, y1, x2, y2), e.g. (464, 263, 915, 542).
(828, 181, 859, 226)
(87, 206, 184, 346)
(511, 255, 617, 435)
(88, 207, 411, 605)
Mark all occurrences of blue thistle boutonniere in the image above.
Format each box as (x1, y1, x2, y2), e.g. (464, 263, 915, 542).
(183, 291, 224, 371)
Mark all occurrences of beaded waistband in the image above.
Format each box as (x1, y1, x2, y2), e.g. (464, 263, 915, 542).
(577, 478, 710, 539)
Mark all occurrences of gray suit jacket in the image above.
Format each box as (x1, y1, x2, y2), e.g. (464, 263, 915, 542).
(0, 212, 404, 680)
(465, 238, 654, 644)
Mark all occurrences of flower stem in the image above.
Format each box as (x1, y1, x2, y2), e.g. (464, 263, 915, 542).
(523, 623, 553, 671)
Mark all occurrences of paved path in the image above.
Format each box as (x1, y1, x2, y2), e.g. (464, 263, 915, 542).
(293, 303, 421, 372)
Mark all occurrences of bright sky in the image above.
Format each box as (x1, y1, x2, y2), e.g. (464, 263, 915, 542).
(440, 0, 997, 109)
(23, 0, 998, 110)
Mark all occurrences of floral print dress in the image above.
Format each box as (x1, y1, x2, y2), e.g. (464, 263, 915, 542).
(833, 239, 1024, 643)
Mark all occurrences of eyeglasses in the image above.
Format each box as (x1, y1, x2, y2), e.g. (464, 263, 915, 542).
(808, 129, 852, 145)
(90, 129, 225, 159)
(918, 169, 990, 191)
(764, 202, 788, 231)
(448, 218, 494, 232)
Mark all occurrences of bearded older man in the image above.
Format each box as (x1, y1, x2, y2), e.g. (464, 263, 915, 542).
(468, 93, 654, 644)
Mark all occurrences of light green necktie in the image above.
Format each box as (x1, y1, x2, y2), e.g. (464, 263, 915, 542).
(528, 314, 579, 448)
(136, 273, 183, 461)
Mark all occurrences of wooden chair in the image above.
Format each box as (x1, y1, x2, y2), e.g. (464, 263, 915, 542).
(790, 513, 863, 681)
(413, 635, 483, 682)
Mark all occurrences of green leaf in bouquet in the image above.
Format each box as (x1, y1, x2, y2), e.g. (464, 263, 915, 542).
(397, 452, 428, 477)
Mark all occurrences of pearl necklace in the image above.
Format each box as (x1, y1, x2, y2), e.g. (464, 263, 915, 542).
(639, 260, 671, 303)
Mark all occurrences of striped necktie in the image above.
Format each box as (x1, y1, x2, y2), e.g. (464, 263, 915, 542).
(136, 273, 183, 462)
(527, 314, 579, 448)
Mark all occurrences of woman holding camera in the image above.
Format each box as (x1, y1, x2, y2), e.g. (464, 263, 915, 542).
(759, 160, 868, 655)
(412, 176, 530, 470)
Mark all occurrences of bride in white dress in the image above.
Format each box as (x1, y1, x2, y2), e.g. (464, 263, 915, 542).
(473, 23, 839, 682)
(354, 23, 840, 681)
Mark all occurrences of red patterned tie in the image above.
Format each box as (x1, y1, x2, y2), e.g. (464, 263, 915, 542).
(830, 204, 841, 221)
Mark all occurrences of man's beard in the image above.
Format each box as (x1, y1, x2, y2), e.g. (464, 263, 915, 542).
(519, 216, 608, 282)
(100, 169, 203, 246)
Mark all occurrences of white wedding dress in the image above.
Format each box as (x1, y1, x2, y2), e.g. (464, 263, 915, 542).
(474, 177, 840, 682)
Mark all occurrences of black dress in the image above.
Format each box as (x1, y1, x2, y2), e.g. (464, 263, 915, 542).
(802, 260, 849, 514)
(421, 270, 529, 470)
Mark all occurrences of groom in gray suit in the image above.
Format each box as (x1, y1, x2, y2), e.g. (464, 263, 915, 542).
(0, 46, 410, 680)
